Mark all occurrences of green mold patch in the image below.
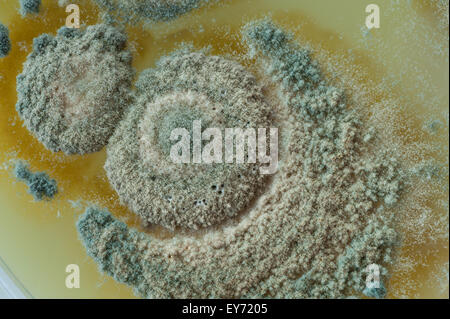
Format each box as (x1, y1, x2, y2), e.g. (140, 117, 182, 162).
(13, 160, 58, 201)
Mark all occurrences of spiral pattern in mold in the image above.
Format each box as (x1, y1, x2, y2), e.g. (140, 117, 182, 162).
(16, 24, 134, 155)
(78, 20, 407, 299)
(94, 0, 212, 24)
(105, 50, 272, 230)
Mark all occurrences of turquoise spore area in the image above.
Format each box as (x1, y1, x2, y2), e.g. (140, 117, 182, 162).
(19, 0, 41, 16)
(333, 212, 396, 298)
(94, 0, 214, 25)
(77, 206, 216, 298)
(76, 207, 146, 289)
(244, 19, 321, 92)
(363, 283, 387, 299)
(244, 19, 344, 121)
(0, 23, 11, 58)
(13, 161, 58, 201)
(291, 213, 395, 298)
(156, 106, 209, 156)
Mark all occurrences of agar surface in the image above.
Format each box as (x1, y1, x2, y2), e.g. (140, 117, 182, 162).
(19, 0, 41, 16)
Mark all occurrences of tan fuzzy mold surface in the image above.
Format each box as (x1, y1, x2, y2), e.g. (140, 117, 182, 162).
(105, 50, 272, 231)
(16, 24, 134, 155)
(77, 20, 407, 299)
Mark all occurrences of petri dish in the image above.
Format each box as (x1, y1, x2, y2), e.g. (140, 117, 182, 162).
(0, 0, 448, 298)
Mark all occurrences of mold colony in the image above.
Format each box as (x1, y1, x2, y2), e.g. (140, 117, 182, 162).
(13, 160, 57, 201)
(3, 0, 446, 299)
(94, 0, 212, 24)
(76, 20, 403, 298)
(105, 49, 272, 230)
(0, 22, 10, 58)
(16, 24, 134, 155)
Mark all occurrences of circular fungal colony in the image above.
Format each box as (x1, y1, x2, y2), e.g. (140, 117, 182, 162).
(105, 49, 272, 230)
(2, 0, 447, 299)
(16, 24, 134, 155)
